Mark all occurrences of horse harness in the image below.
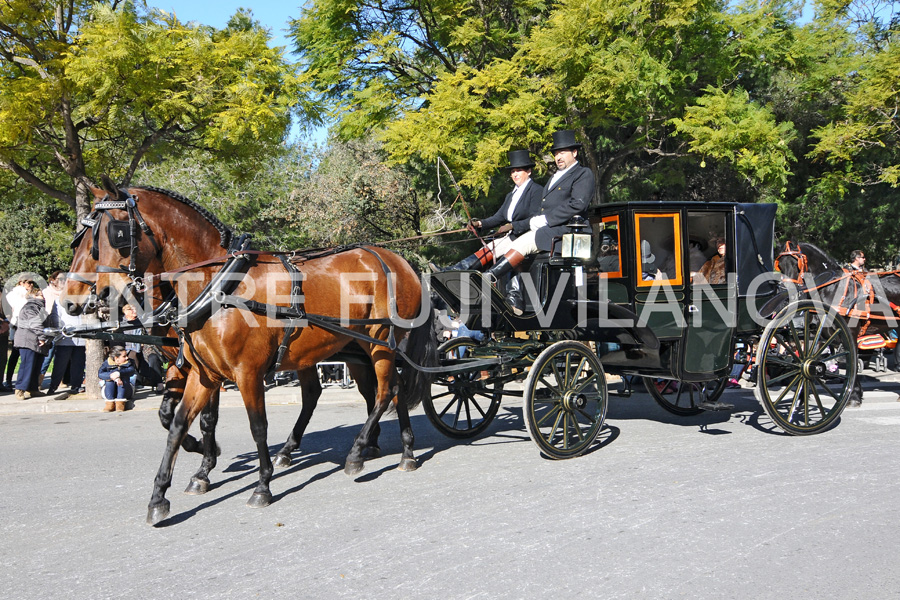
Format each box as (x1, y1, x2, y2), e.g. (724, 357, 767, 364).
(776, 242, 900, 336)
(67, 190, 439, 375)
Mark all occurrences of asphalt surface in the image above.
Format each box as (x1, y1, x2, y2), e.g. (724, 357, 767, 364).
(3, 367, 900, 416)
(1, 368, 899, 599)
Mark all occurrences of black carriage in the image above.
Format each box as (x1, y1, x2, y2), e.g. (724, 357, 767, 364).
(427, 201, 858, 458)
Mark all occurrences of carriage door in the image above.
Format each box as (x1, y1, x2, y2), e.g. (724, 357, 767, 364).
(633, 212, 686, 340)
(682, 210, 736, 377)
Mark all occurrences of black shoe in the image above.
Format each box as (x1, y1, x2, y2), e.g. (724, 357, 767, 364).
(53, 392, 70, 401)
(442, 254, 484, 272)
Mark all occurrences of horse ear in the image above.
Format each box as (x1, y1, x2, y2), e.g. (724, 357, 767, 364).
(100, 174, 119, 197)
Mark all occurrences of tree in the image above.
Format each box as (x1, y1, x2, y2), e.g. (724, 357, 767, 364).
(0, 1, 314, 400)
(290, 0, 552, 139)
(377, 0, 798, 205)
(0, 0, 314, 220)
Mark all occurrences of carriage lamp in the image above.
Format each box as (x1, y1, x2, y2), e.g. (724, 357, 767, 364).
(560, 216, 592, 260)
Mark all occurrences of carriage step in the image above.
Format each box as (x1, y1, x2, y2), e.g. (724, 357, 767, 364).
(697, 401, 734, 412)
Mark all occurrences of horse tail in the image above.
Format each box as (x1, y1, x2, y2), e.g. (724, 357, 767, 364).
(398, 296, 438, 410)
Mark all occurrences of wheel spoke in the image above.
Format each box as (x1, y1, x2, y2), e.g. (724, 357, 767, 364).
(808, 380, 830, 421)
(570, 372, 599, 396)
(763, 365, 802, 386)
(536, 402, 562, 428)
(451, 400, 463, 428)
(771, 371, 802, 406)
(547, 409, 565, 445)
(436, 397, 458, 418)
(537, 375, 563, 400)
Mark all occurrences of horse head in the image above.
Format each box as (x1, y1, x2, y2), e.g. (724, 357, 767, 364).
(61, 175, 169, 316)
(775, 240, 844, 286)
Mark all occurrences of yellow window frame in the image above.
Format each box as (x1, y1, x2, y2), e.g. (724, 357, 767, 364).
(635, 212, 683, 287)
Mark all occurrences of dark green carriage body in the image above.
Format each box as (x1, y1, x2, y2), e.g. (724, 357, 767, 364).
(430, 201, 777, 382)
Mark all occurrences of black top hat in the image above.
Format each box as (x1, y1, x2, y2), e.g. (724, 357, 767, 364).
(505, 149, 535, 169)
(550, 129, 583, 151)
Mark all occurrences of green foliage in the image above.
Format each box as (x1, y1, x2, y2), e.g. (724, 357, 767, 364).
(290, 0, 552, 137)
(671, 86, 797, 196)
(0, 1, 317, 219)
(0, 185, 74, 281)
(136, 137, 446, 266)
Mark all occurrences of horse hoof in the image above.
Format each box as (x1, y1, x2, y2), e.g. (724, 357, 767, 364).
(273, 453, 292, 469)
(398, 458, 418, 472)
(344, 460, 364, 476)
(146, 500, 170, 526)
(362, 445, 382, 460)
(247, 491, 272, 508)
(184, 478, 210, 495)
(848, 399, 862, 408)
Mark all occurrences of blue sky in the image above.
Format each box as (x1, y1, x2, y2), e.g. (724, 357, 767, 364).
(158, 1, 299, 50)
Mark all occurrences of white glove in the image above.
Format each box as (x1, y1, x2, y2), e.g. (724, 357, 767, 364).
(529, 215, 548, 230)
(109, 371, 120, 380)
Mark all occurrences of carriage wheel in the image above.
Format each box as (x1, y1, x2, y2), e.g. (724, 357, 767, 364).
(523, 341, 608, 459)
(424, 337, 504, 439)
(642, 376, 728, 416)
(755, 301, 856, 435)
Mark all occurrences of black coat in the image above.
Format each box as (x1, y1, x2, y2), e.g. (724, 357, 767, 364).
(480, 179, 543, 237)
(534, 163, 595, 251)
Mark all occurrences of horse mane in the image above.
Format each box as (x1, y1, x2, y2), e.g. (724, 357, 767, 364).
(789, 240, 843, 271)
(133, 185, 233, 249)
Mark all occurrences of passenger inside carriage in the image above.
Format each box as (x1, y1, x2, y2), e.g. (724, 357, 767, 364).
(596, 227, 620, 273)
(698, 236, 727, 284)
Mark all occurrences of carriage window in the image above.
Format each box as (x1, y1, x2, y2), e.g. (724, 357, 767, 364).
(687, 211, 728, 285)
(597, 216, 622, 278)
(635, 213, 683, 287)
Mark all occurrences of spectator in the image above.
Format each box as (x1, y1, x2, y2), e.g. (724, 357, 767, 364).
(39, 270, 65, 387)
(13, 286, 52, 400)
(0, 293, 8, 394)
(45, 305, 86, 400)
(120, 304, 164, 393)
(99, 346, 136, 412)
(4, 275, 36, 388)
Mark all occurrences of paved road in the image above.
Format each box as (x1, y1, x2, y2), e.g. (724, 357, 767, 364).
(1, 376, 899, 599)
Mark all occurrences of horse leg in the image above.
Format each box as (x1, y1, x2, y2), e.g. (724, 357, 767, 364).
(184, 390, 221, 495)
(238, 377, 275, 508)
(344, 355, 404, 476)
(347, 362, 381, 459)
(849, 373, 864, 407)
(158, 365, 214, 455)
(393, 391, 417, 472)
(147, 378, 216, 526)
(273, 368, 321, 468)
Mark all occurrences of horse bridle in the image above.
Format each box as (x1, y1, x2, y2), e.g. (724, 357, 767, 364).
(70, 191, 162, 300)
(774, 241, 808, 285)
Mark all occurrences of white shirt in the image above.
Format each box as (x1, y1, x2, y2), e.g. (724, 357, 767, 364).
(546, 161, 579, 190)
(506, 179, 531, 221)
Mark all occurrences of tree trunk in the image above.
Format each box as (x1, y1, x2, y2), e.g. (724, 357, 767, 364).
(82, 315, 105, 402)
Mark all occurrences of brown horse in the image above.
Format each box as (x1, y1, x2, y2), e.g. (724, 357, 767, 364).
(62, 179, 436, 525)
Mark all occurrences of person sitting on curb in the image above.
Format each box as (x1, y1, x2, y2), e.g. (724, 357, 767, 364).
(98, 346, 136, 412)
